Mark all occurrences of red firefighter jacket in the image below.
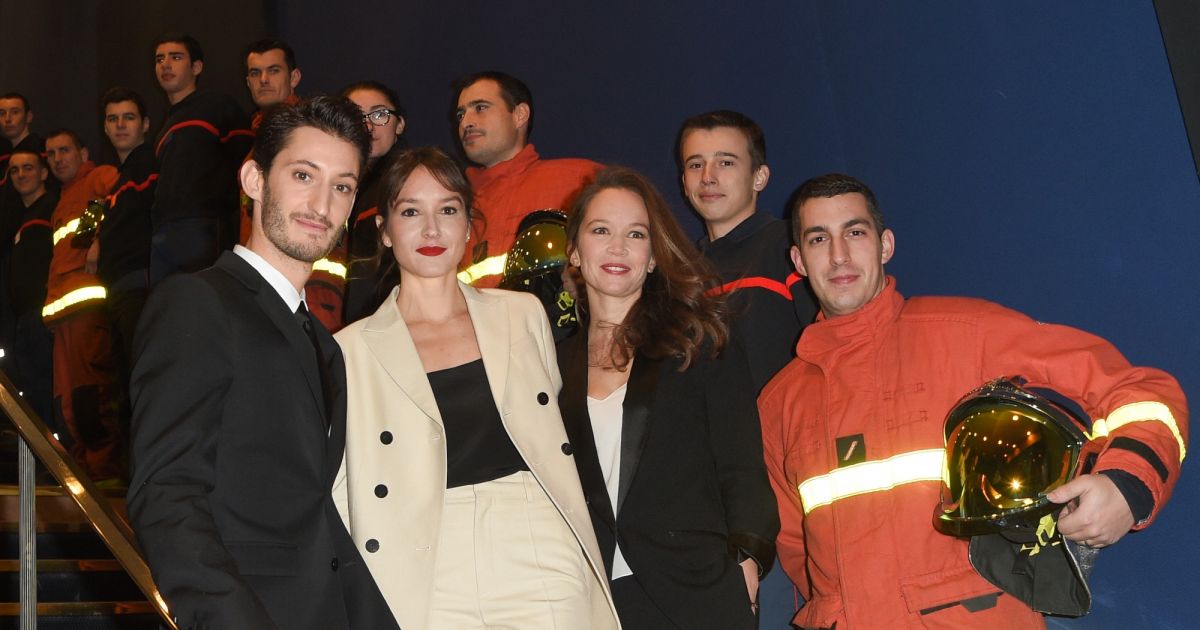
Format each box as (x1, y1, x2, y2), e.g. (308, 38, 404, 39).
(44, 161, 119, 324)
(461, 144, 600, 288)
(758, 278, 1187, 629)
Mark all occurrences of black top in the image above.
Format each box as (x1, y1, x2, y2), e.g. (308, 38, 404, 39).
(151, 90, 250, 225)
(4, 189, 57, 316)
(428, 358, 528, 488)
(699, 212, 817, 392)
(98, 142, 156, 285)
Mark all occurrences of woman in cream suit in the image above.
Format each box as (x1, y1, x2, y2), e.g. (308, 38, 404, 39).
(333, 146, 619, 630)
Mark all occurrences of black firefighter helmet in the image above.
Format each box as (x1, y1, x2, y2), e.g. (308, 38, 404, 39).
(935, 377, 1104, 617)
(499, 210, 578, 340)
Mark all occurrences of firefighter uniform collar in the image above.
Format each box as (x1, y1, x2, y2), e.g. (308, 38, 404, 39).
(466, 143, 540, 191)
(799, 275, 902, 359)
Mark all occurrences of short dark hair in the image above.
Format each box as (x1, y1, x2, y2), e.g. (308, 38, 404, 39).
(789, 173, 885, 245)
(100, 86, 147, 119)
(339, 80, 407, 121)
(45, 128, 84, 151)
(678, 110, 767, 172)
(0, 92, 30, 111)
(450, 71, 534, 138)
(153, 33, 204, 63)
(7, 148, 45, 170)
(252, 96, 370, 175)
(244, 38, 297, 73)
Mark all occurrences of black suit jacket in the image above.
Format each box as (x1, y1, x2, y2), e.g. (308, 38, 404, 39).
(127, 252, 399, 630)
(558, 332, 779, 630)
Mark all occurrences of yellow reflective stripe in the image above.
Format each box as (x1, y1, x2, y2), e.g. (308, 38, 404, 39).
(798, 448, 945, 514)
(311, 258, 347, 279)
(52, 218, 81, 246)
(1091, 401, 1186, 462)
(457, 253, 508, 284)
(42, 285, 107, 318)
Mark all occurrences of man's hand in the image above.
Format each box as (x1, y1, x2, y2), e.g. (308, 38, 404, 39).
(85, 240, 100, 275)
(740, 557, 760, 614)
(1047, 474, 1135, 548)
(560, 265, 581, 300)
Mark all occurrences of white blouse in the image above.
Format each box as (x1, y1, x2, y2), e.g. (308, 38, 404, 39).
(587, 383, 633, 579)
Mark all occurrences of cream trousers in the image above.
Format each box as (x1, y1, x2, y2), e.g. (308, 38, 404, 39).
(430, 470, 592, 629)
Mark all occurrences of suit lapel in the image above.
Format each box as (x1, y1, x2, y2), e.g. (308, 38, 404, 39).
(617, 350, 662, 516)
(218, 253, 328, 430)
(462, 285, 509, 411)
(360, 291, 443, 426)
(558, 332, 617, 528)
(319, 325, 348, 485)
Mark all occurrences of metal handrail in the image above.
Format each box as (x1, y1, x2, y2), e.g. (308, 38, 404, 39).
(0, 369, 176, 629)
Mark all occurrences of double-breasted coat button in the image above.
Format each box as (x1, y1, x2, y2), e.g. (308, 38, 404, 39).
(375, 484, 388, 498)
(330, 557, 339, 571)
(380, 431, 393, 445)
(561, 442, 573, 455)
(537, 392, 550, 405)
(366, 539, 380, 553)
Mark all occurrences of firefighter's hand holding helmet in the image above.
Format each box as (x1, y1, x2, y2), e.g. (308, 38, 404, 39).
(1047, 474, 1134, 548)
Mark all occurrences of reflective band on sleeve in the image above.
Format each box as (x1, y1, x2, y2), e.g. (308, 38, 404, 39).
(798, 448, 945, 514)
(52, 218, 81, 246)
(457, 253, 508, 285)
(312, 258, 347, 279)
(1091, 401, 1186, 462)
(42, 285, 107, 318)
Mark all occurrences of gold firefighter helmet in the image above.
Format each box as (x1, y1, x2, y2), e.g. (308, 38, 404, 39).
(936, 377, 1102, 617)
(499, 210, 578, 340)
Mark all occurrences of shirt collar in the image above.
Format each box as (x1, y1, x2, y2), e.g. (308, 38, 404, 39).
(466, 143, 540, 191)
(698, 211, 774, 251)
(233, 244, 306, 312)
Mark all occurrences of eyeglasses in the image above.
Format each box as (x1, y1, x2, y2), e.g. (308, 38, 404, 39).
(363, 109, 400, 126)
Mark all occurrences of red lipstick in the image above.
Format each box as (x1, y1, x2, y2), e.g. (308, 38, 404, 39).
(417, 246, 446, 257)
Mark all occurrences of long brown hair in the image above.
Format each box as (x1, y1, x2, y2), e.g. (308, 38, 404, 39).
(567, 166, 727, 370)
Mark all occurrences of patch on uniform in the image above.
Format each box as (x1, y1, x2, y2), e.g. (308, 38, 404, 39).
(835, 433, 866, 467)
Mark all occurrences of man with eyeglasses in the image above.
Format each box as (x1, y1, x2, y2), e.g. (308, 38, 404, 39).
(451, 71, 601, 289)
(340, 81, 406, 324)
(149, 33, 251, 285)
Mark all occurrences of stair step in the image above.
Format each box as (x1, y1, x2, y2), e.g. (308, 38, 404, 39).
(0, 601, 160, 629)
(0, 558, 143, 603)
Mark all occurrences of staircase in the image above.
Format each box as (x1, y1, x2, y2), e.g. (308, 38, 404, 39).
(0, 480, 160, 629)
(0, 371, 174, 629)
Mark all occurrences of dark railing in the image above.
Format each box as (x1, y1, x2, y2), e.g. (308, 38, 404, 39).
(0, 369, 176, 629)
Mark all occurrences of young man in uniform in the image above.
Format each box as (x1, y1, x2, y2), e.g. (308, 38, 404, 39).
(759, 173, 1187, 629)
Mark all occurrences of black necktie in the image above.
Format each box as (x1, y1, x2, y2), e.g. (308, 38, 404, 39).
(295, 302, 333, 429)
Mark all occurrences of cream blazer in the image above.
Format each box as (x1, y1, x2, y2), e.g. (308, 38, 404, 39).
(333, 283, 620, 630)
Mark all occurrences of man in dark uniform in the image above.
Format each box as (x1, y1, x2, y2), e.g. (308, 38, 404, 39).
(148, 33, 251, 284)
(1, 93, 45, 265)
(678, 110, 818, 627)
(97, 87, 156, 438)
(1, 149, 57, 423)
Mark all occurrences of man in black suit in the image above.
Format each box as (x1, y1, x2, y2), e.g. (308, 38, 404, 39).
(127, 97, 399, 630)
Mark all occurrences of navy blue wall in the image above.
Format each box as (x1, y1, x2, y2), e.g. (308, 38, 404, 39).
(281, 1, 1198, 626)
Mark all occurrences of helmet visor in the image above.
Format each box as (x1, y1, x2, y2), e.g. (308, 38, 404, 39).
(937, 380, 1087, 537)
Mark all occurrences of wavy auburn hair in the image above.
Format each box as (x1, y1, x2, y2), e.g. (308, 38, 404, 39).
(567, 166, 728, 371)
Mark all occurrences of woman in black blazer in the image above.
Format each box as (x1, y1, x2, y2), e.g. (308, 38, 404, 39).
(557, 166, 779, 630)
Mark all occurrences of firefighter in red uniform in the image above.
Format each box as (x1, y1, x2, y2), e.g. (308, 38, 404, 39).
(42, 130, 121, 481)
(758, 173, 1187, 629)
(451, 71, 600, 288)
